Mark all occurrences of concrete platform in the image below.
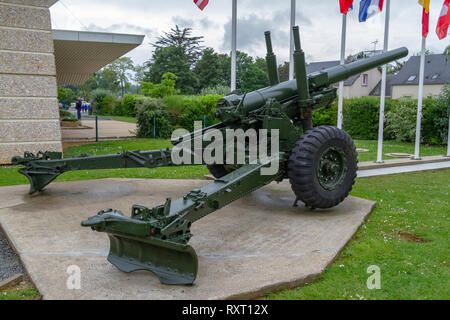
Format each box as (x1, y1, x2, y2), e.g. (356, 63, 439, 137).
(0, 179, 375, 300)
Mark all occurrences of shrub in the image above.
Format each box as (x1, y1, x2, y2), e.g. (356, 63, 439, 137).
(59, 109, 75, 120)
(385, 99, 418, 142)
(101, 96, 116, 115)
(57, 86, 67, 102)
(179, 95, 222, 131)
(136, 98, 173, 138)
(343, 97, 382, 140)
(112, 98, 123, 116)
(422, 85, 449, 144)
(162, 95, 186, 120)
(89, 89, 114, 115)
(312, 101, 338, 127)
(141, 72, 180, 98)
(121, 94, 137, 116)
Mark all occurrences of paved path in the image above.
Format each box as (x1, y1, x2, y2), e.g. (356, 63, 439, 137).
(358, 160, 450, 178)
(62, 119, 137, 141)
(357, 156, 450, 178)
(0, 179, 375, 300)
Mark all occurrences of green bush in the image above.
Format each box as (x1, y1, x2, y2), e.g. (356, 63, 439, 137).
(422, 85, 449, 144)
(89, 89, 114, 115)
(179, 95, 222, 131)
(136, 98, 173, 138)
(101, 96, 116, 115)
(121, 94, 137, 116)
(384, 88, 449, 145)
(141, 72, 180, 98)
(313, 101, 338, 127)
(343, 97, 382, 140)
(162, 95, 186, 119)
(385, 99, 418, 142)
(59, 109, 74, 120)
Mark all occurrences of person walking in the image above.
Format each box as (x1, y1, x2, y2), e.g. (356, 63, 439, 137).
(75, 98, 82, 120)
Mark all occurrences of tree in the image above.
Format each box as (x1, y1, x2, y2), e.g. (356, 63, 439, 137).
(141, 72, 180, 98)
(95, 69, 119, 93)
(57, 86, 67, 102)
(154, 25, 204, 63)
(107, 57, 135, 97)
(194, 48, 224, 91)
(278, 62, 290, 83)
(145, 45, 199, 95)
(218, 51, 269, 92)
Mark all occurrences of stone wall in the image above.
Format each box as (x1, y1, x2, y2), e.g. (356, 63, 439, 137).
(0, 0, 61, 164)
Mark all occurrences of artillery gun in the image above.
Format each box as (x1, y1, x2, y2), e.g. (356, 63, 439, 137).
(13, 27, 408, 285)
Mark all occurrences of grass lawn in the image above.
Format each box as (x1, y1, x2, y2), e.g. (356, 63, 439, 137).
(0, 282, 40, 300)
(0, 138, 448, 300)
(356, 140, 446, 163)
(0, 139, 446, 188)
(267, 170, 450, 300)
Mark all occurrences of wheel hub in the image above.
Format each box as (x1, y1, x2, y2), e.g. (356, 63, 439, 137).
(317, 147, 348, 191)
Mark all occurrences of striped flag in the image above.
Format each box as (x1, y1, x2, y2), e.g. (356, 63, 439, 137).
(419, 0, 430, 37)
(436, 0, 450, 39)
(339, 0, 354, 14)
(359, 0, 384, 22)
(194, 0, 209, 11)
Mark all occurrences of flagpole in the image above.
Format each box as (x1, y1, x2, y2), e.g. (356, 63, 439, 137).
(376, 0, 391, 163)
(414, 36, 426, 160)
(337, 13, 347, 130)
(231, 0, 237, 91)
(289, 0, 296, 80)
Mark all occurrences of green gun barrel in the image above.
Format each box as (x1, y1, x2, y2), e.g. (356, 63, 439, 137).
(217, 47, 408, 120)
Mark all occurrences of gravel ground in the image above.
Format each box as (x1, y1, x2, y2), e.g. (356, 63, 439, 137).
(0, 228, 25, 282)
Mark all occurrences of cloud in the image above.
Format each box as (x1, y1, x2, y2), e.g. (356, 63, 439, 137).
(50, 0, 449, 66)
(172, 16, 195, 28)
(221, 9, 311, 61)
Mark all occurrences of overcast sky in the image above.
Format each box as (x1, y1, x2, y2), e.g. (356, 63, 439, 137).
(50, 0, 449, 66)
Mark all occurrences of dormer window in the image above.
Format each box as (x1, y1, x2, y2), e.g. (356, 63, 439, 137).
(407, 75, 416, 82)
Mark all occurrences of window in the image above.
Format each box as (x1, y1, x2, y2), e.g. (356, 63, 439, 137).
(362, 74, 368, 86)
(407, 75, 417, 82)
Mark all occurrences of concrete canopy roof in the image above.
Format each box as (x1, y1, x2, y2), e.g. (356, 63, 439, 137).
(53, 29, 145, 86)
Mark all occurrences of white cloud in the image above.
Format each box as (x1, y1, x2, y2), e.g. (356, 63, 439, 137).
(50, 0, 449, 66)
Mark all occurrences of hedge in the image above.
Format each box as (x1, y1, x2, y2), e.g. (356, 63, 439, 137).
(105, 85, 450, 145)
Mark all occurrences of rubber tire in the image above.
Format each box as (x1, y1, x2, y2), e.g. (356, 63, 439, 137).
(206, 165, 230, 179)
(288, 126, 358, 209)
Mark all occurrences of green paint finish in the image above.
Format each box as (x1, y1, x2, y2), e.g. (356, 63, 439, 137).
(12, 27, 409, 285)
(317, 147, 348, 191)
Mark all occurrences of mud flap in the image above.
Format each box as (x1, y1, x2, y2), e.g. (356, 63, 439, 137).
(107, 234, 198, 285)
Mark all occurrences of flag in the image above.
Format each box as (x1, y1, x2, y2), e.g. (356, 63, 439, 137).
(194, 0, 209, 11)
(419, 0, 430, 37)
(359, 0, 384, 22)
(418, 0, 430, 13)
(339, 0, 354, 14)
(436, 0, 450, 39)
